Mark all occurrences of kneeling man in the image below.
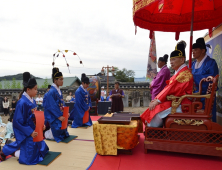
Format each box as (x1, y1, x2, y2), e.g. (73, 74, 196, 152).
(141, 41, 193, 127)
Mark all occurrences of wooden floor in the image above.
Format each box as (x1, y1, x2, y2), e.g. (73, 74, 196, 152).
(0, 124, 97, 170)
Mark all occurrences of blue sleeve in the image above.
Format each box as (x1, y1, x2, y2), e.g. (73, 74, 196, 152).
(75, 90, 89, 112)
(46, 91, 63, 118)
(109, 91, 112, 95)
(121, 91, 124, 96)
(13, 103, 34, 137)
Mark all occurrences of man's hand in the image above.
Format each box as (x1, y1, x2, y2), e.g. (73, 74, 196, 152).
(58, 116, 65, 122)
(31, 131, 38, 138)
(68, 113, 70, 118)
(149, 99, 159, 111)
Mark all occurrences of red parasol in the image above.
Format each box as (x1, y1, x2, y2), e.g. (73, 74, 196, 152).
(133, 0, 222, 67)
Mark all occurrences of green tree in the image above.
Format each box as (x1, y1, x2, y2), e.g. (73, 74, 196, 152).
(115, 68, 135, 82)
(0, 81, 2, 89)
(41, 78, 49, 88)
(11, 78, 17, 89)
(16, 82, 22, 89)
(6, 81, 11, 89)
(3, 79, 7, 89)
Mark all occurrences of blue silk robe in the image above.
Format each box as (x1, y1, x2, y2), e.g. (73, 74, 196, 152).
(71, 86, 92, 128)
(192, 56, 219, 122)
(44, 86, 69, 142)
(2, 95, 49, 165)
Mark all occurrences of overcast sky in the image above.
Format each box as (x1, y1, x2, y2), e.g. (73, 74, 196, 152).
(0, 0, 207, 79)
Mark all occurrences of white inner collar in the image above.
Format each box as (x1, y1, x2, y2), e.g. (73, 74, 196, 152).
(52, 83, 61, 95)
(23, 92, 34, 103)
(80, 85, 87, 92)
(195, 54, 207, 69)
(175, 64, 187, 75)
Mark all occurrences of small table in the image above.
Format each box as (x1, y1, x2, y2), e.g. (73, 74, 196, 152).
(98, 101, 111, 115)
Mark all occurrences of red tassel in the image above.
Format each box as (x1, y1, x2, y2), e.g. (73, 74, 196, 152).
(209, 28, 212, 38)
(52, 62, 55, 66)
(63, 54, 65, 57)
(67, 63, 69, 67)
(73, 52, 77, 55)
(149, 30, 153, 39)
(80, 61, 82, 64)
(175, 32, 180, 41)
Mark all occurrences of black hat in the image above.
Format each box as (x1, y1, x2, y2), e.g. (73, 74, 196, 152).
(23, 72, 37, 88)
(170, 41, 186, 58)
(81, 73, 90, 84)
(192, 37, 207, 51)
(48, 85, 51, 89)
(159, 54, 168, 63)
(52, 67, 63, 79)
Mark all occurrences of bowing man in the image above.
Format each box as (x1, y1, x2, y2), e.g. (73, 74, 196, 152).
(192, 37, 219, 122)
(71, 73, 92, 128)
(141, 41, 193, 127)
(0, 72, 49, 165)
(150, 54, 171, 100)
(44, 68, 69, 142)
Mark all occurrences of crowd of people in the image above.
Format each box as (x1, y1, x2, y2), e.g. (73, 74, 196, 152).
(0, 37, 219, 165)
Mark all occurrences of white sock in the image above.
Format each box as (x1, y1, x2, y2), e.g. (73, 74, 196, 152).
(15, 150, 20, 158)
(44, 129, 54, 140)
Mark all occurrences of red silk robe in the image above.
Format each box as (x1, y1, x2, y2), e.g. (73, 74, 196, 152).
(141, 66, 193, 124)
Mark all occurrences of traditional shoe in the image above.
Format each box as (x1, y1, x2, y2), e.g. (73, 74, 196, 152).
(0, 151, 6, 161)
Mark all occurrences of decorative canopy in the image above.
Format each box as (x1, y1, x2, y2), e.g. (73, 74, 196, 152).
(133, 0, 222, 40)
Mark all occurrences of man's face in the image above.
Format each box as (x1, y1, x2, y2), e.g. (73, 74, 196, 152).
(170, 57, 185, 71)
(115, 83, 119, 89)
(82, 82, 89, 89)
(157, 60, 165, 69)
(55, 77, 63, 86)
(192, 48, 205, 59)
(27, 85, 38, 98)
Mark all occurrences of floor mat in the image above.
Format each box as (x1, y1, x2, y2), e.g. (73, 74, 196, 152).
(46, 135, 78, 143)
(38, 151, 61, 166)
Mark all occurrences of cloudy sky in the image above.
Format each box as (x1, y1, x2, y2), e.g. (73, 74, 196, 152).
(0, 0, 207, 79)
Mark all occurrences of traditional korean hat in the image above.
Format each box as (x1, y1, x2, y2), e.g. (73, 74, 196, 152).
(159, 54, 169, 63)
(192, 37, 210, 51)
(52, 67, 63, 80)
(170, 41, 186, 58)
(22, 72, 37, 88)
(81, 73, 90, 84)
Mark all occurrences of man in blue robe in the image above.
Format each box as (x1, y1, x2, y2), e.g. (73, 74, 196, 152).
(0, 72, 49, 165)
(71, 73, 92, 128)
(44, 68, 69, 142)
(192, 37, 219, 122)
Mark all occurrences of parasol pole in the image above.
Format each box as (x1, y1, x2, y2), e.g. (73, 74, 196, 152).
(189, 0, 195, 68)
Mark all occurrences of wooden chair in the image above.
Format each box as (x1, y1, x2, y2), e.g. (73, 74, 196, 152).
(144, 75, 222, 157)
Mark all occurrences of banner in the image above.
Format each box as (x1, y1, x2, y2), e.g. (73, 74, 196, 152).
(146, 31, 157, 82)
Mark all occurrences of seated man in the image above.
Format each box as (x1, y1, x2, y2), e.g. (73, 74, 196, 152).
(141, 41, 193, 127)
(71, 73, 92, 128)
(192, 37, 219, 122)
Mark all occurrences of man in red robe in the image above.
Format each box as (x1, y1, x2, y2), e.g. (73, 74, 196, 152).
(141, 41, 193, 127)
